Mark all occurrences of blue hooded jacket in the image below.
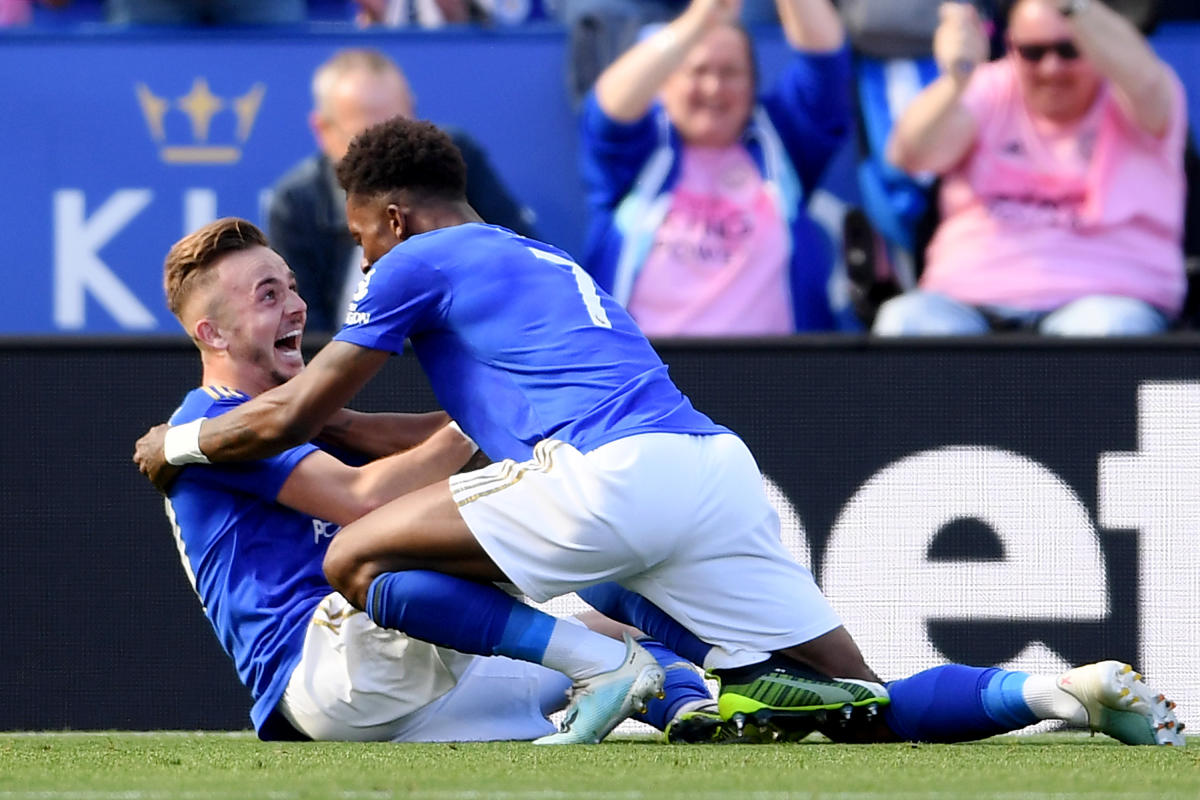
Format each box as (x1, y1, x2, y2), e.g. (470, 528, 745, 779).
(578, 44, 858, 332)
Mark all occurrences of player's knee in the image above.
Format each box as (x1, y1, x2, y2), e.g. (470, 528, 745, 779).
(322, 536, 377, 609)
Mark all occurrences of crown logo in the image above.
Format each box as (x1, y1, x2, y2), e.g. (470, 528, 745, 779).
(135, 77, 266, 165)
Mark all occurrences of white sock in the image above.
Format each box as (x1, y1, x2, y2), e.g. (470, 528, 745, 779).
(1022, 675, 1089, 726)
(541, 618, 628, 682)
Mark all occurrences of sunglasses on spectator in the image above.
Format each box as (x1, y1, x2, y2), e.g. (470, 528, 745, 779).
(1013, 40, 1081, 62)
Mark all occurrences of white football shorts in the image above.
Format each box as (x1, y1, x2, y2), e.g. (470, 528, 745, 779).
(277, 592, 569, 742)
(450, 432, 842, 670)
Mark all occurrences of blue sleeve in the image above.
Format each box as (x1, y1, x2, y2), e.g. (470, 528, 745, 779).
(578, 90, 663, 212)
(760, 45, 853, 194)
(175, 396, 322, 502)
(333, 249, 449, 354)
(183, 444, 321, 502)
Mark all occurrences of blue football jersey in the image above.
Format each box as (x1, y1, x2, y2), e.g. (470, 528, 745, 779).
(165, 386, 334, 736)
(334, 223, 728, 461)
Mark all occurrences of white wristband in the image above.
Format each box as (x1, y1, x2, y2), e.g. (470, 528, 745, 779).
(447, 420, 480, 456)
(164, 418, 212, 465)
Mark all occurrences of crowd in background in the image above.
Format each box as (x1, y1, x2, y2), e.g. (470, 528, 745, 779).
(4, 0, 1200, 338)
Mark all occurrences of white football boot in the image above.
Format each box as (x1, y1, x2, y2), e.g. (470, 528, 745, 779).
(534, 633, 665, 745)
(1057, 660, 1185, 746)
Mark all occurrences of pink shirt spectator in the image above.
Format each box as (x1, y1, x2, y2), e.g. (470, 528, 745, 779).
(629, 147, 792, 336)
(920, 59, 1188, 315)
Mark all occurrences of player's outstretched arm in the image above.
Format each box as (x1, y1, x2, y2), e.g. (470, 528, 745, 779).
(133, 341, 390, 490)
(200, 340, 389, 459)
(318, 409, 451, 461)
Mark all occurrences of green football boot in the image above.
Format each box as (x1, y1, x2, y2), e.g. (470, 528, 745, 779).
(712, 657, 890, 742)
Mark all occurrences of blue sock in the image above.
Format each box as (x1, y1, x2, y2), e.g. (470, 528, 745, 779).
(980, 669, 1039, 729)
(577, 583, 713, 667)
(884, 665, 1038, 742)
(633, 639, 713, 731)
(366, 570, 555, 662)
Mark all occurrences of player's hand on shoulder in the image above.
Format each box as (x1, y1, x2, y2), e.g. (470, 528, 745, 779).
(133, 423, 181, 494)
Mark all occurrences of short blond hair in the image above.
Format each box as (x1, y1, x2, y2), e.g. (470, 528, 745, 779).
(163, 217, 268, 318)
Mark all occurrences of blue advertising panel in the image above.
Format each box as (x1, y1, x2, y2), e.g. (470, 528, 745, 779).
(0, 28, 585, 335)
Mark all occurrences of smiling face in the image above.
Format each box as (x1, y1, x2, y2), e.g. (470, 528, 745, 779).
(197, 246, 308, 394)
(1008, 0, 1102, 124)
(660, 24, 755, 148)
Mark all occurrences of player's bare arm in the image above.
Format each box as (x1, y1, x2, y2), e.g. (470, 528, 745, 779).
(133, 341, 390, 490)
(277, 422, 476, 526)
(318, 409, 451, 460)
(212, 341, 390, 456)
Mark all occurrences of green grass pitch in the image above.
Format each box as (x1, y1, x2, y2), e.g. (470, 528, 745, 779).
(1, 732, 1195, 799)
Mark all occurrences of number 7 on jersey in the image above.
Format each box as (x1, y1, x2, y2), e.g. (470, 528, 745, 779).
(528, 247, 612, 329)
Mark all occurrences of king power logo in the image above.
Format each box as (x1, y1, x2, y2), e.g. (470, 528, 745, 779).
(137, 77, 265, 165)
(50, 77, 267, 331)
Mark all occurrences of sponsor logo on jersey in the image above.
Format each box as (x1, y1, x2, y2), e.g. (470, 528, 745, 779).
(312, 519, 338, 543)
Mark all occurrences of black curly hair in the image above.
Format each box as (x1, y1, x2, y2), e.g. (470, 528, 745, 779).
(335, 117, 467, 203)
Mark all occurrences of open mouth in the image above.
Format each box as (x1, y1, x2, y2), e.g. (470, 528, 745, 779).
(274, 330, 302, 353)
